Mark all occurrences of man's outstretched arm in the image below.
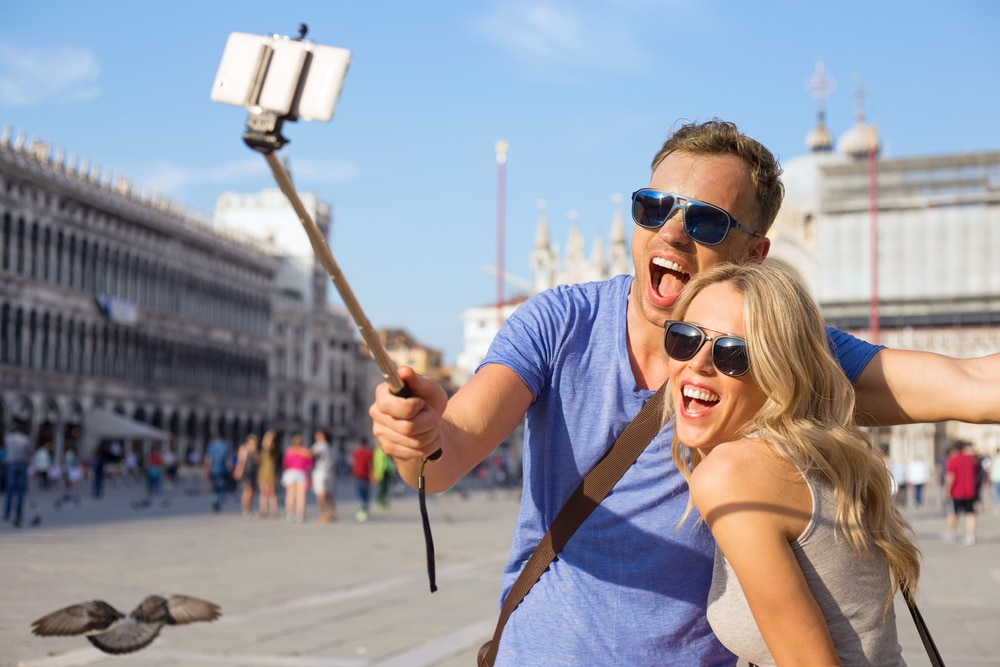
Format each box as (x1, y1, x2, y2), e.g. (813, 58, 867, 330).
(853, 348, 1000, 426)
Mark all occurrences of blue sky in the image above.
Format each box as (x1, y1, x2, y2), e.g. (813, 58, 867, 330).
(3, 1, 998, 363)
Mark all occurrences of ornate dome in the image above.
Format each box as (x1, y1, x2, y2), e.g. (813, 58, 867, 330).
(838, 121, 880, 159)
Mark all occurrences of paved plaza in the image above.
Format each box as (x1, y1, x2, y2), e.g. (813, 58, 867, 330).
(2, 475, 999, 667)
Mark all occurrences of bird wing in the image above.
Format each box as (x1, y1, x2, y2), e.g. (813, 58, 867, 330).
(86, 618, 162, 655)
(129, 595, 170, 623)
(131, 594, 221, 625)
(31, 601, 124, 636)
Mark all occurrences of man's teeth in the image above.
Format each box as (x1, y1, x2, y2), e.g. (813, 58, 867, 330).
(683, 386, 719, 403)
(652, 257, 684, 273)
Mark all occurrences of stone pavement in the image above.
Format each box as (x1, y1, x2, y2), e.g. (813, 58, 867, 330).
(2, 476, 998, 667)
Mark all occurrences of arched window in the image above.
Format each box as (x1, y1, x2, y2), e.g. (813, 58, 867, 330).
(0, 302, 10, 364)
(0, 210, 10, 270)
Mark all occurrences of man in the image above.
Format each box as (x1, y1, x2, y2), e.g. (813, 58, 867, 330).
(203, 435, 231, 512)
(371, 120, 1000, 665)
(351, 437, 373, 522)
(3, 424, 32, 528)
(943, 440, 981, 545)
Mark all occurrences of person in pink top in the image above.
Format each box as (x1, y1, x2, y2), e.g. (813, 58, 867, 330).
(943, 439, 982, 545)
(280, 434, 313, 523)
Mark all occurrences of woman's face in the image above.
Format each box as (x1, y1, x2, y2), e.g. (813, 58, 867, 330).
(668, 281, 767, 453)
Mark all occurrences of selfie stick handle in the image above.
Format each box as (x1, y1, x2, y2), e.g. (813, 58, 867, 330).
(262, 151, 410, 397)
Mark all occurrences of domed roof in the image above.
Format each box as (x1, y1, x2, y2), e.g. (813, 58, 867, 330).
(806, 120, 834, 152)
(838, 121, 880, 159)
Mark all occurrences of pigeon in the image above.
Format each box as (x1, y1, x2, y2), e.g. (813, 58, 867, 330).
(31, 594, 221, 654)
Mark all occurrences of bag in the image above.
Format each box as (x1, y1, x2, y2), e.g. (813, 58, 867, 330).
(477, 641, 493, 667)
(476, 384, 668, 667)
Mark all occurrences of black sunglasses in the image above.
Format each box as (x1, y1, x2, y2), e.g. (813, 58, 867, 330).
(631, 188, 762, 246)
(663, 320, 751, 377)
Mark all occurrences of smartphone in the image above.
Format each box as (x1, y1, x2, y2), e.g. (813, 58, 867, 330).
(210, 32, 351, 122)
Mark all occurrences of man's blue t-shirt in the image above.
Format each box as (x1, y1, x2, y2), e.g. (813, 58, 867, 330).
(479, 274, 882, 667)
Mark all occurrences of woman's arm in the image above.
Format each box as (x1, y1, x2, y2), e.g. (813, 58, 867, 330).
(691, 442, 842, 667)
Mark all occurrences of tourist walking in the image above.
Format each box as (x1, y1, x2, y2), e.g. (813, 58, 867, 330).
(203, 435, 232, 512)
(352, 438, 373, 522)
(257, 430, 280, 518)
(943, 439, 981, 545)
(310, 431, 336, 523)
(234, 434, 261, 518)
(281, 434, 312, 523)
(3, 425, 32, 528)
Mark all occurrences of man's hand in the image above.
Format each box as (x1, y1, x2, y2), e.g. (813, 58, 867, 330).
(370, 366, 448, 463)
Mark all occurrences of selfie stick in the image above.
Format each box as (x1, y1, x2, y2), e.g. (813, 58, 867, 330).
(212, 27, 441, 591)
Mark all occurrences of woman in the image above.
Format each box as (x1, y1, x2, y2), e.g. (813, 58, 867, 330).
(233, 434, 260, 518)
(666, 261, 920, 666)
(281, 433, 312, 523)
(310, 431, 337, 523)
(256, 430, 280, 518)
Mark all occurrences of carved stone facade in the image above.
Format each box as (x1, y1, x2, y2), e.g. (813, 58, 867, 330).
(0, 126, 372, 463)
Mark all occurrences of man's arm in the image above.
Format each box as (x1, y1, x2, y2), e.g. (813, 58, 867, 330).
(369, 364, 533, 494)
(853, 348, 1000, 426)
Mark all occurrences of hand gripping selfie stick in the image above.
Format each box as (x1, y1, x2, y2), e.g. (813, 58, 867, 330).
(211, 26, 441, 592)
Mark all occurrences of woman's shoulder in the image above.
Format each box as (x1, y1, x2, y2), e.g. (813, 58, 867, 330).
(690, 439, 802, 507)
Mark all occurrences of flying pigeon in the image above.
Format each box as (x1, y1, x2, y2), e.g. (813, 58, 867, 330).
(31, 594, 221, 654)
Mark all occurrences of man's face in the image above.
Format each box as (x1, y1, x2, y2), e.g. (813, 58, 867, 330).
(630, 151, 770, 329)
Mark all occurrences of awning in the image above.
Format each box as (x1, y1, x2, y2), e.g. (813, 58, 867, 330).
(83, 408, 171, 453)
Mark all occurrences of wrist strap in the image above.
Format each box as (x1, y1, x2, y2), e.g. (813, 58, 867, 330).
(480, 382, 668, 666)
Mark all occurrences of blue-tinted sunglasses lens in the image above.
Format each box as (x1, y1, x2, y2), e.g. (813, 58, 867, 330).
(683, 203, 731, 245)
(632, 192, 676, 229)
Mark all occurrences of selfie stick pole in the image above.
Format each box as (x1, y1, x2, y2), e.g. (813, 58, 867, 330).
(242, 112, 441, 592)
(260, 151, 408, 396)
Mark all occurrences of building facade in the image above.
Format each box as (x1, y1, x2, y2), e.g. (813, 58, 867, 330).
(214, 188, 368, 453)
(0, 126, 274, 463)
(773, 89, 1000, 467)
(0, 125, 375, 464)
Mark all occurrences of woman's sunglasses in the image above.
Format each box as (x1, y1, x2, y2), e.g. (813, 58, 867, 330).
(663, 321, 752, 377)
(631, 189, 762, 246)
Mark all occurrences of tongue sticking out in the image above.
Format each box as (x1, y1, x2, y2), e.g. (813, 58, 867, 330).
(651, 258, 689, 302)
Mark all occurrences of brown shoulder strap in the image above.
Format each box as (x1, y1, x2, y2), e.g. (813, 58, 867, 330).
(480, 383, 668, 666)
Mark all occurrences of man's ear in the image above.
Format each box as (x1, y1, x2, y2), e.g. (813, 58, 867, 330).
(747, 235, 770, 261)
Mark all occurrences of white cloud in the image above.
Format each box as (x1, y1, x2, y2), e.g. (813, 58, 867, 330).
(0, 42, 101, 107)
(471, 1, 651, 83)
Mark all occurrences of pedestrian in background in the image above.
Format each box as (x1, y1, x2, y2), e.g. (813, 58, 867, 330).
(146, 445, 163, 496)
(310, 431, 336, 523)
(943, 439, 981, 545)
(203, 434, 232, 513)
(281, 434, 312, 523)
(3, 424, 32, 528)
(162, 442, 179, 490)
(234, 434, 260, 519)
(33, 442, 52, 490)
(373, 440, 395, 511)
(352, 437, 373, 522)
(906, 456, 930, 508)
(257, 430, 280, 518)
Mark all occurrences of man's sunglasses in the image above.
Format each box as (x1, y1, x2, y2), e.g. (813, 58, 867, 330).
(663, 320, 751, 377)
(631, 189, 762, 246)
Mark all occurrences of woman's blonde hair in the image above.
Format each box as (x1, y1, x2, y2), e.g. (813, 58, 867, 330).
(668, 260, 920, 609)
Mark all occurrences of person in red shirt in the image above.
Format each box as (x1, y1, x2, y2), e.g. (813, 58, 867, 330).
(943, 440, 981, 545)
(146, 445, 164, 496)
(351, 437, 374, 522)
